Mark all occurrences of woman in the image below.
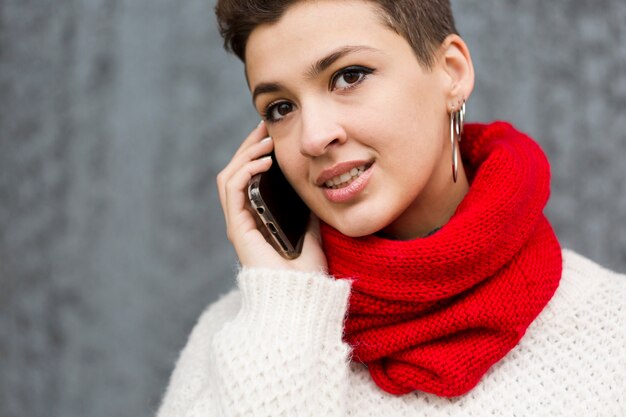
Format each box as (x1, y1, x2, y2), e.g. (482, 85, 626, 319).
(157, 0, 626, 415)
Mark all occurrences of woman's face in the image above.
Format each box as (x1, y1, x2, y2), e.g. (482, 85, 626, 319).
(245, 0, 461, 238)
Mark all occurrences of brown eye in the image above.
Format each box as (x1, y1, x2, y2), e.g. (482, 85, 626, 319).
(331, 66, 374, 90)
(342, 72, 361, 84)
(277, 102, 292, 116)
(266, 101, 295, 122)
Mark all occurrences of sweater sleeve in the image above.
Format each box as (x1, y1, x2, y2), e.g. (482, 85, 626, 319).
(156, 267, 353, 417)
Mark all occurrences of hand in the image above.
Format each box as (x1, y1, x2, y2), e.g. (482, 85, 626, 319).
(216, 122, 328, 272)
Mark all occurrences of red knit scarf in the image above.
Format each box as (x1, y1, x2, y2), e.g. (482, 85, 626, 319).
(320, 121, 562, 397)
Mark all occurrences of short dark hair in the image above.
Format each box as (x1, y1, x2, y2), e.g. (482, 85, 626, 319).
(215, 0, 458, 68)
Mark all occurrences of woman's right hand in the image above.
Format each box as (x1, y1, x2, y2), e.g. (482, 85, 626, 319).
(216, 122, 328, 272)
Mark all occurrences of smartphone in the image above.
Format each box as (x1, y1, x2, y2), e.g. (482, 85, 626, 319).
(247, 154, 310, 259)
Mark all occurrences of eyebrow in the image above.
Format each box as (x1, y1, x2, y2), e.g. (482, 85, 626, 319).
(251, 45, 380, 105)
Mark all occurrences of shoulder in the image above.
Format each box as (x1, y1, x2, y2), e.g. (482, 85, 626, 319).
(559, 249, 626, 302)
(544, 249, 626, 325)
(562, 249, 625, 280)
(543, 247, 626, 332)
(189, 287, 242, 346)
(523, 249, 625, 362)
(155, 288, 242, 417)
(526, 249, 626, 379)
(167, 287, 242, 373)
(471, 249, 626, 413)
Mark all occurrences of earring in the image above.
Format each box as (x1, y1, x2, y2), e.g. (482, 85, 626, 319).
(449, 100, 466, 183)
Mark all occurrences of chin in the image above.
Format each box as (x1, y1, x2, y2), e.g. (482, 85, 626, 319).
(326, 216, 388, 238)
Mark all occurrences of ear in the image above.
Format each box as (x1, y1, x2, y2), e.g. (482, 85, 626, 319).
(438, 34, 475, 112)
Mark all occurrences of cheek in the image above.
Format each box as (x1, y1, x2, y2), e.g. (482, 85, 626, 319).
(361, 83, 441, 140)
(274, 144, 307, 188)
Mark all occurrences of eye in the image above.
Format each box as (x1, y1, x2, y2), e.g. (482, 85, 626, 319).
(264, 101, 295, 123)
(331, 66, 374, 91)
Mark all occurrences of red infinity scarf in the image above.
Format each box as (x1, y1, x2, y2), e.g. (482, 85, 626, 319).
(321, 122, 562, 397)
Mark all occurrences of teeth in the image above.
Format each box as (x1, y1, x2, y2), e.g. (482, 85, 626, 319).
(324, 165, 366, 189)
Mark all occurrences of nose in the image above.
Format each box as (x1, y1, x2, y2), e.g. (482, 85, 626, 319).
(298, 101, 347, 157)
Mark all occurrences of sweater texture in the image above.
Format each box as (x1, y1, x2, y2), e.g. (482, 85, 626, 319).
(321, 122, 562, 396)
(156, 122, 626, 416)
(156, 253, 626, 417)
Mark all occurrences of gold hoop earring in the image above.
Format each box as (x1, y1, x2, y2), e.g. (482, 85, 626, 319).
(449, 100, 466, 183)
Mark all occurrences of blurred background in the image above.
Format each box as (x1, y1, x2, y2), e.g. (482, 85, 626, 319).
(0, 0, 624, 416)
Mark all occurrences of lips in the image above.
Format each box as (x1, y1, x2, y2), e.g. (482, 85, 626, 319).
(316, 160, 373, 188)
(324, 165, 367, 188)
(318, 161, 374, 203)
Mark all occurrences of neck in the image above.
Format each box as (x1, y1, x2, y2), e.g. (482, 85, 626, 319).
(380, 162, 470, 240)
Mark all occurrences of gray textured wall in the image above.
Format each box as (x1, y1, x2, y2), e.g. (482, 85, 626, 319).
(0, 0, 624, 416)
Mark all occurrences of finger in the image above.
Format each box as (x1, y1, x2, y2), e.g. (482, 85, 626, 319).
(217, 135, 272, 202)
(217, 136, 273, 221)
(232, 121, 269, 159)
(219, 122, 269, 195)
(223, 155, 273, 235)
(218, 122, 270, 193)
(225, 135, 273, 181)
(223, 155, 272, 240)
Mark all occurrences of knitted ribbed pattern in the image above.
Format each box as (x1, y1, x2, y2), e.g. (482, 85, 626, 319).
(156, 251, 626, 417)
(210, 268, 351, 416)
(321, 121, 562, 396)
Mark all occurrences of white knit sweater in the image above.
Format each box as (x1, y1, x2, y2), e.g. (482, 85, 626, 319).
(156, 250, 626, 417)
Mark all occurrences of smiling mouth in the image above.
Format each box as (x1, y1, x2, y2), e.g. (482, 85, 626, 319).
(323, 163, 372, 189)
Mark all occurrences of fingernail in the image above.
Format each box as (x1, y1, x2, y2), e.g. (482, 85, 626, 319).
(260, 155, 272, 161)
(258, 120, 265, 127)
(260, 136, 272, 143)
